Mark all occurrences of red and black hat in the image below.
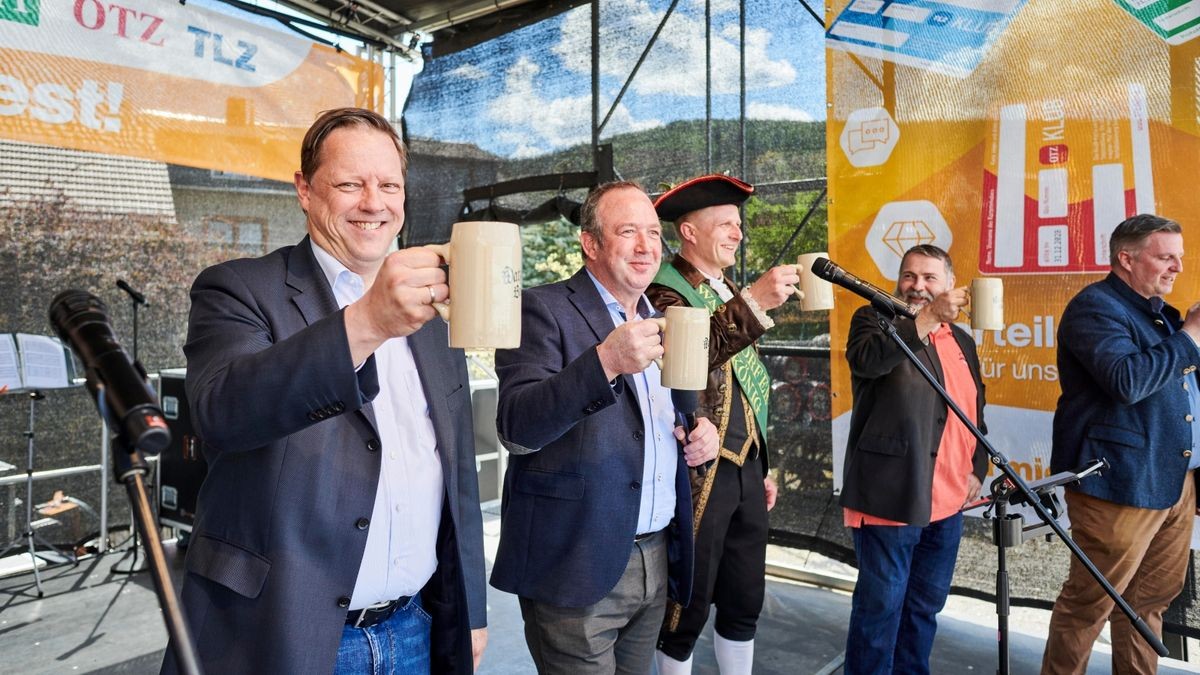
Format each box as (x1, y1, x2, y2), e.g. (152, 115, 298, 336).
(653, 174, 755, 222)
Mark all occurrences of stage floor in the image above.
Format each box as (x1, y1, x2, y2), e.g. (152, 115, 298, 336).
(1, 509, 1198, 674)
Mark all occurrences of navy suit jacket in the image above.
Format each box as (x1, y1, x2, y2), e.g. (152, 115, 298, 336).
(840, 306, 989, 526)
(490, 267, 694, 608)
(165, 237, 486, 674)
(1053, 273, 1200, 509)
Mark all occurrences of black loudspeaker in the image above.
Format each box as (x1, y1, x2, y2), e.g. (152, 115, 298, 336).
(157, 370, 207, 532)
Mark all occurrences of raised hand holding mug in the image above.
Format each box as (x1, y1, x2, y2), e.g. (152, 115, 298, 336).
(424, 221, 522, 349)
(650, 306, 710, 390)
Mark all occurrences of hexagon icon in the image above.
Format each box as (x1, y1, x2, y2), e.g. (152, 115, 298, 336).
(840, 107, 900, 167)
(865, 201, 953, 280)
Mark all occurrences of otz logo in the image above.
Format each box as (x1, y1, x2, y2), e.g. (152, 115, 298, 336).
(1, 0, 40, 27)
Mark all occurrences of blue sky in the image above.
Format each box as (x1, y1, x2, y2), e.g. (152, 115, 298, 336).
(406, 0, 826, 158)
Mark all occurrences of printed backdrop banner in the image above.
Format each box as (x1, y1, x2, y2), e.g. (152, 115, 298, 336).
(0, 0, 383, 181)
(826, 0, 1200, 528)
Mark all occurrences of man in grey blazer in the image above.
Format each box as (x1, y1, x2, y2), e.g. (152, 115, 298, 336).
(1043, 214, 1200, 674)
(167, 108, 487, 674)
(492, 181, 719, 673)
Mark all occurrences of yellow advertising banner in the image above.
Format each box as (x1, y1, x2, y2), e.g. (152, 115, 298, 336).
(0, 0, 383, 182)
(826, 0, 1200, 509)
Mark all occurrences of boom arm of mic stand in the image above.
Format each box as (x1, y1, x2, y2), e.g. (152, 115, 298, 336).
(871, 311, 1168, 658)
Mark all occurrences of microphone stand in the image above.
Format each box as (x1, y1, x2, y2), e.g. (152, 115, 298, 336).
(965, 460, 1107, 673)
(113, 280, 149, 575)
(107, 414, 202, 674)
(869, 301, 1167, 674)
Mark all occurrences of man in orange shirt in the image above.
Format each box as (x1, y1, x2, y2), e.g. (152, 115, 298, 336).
(839, 245, 988, 675)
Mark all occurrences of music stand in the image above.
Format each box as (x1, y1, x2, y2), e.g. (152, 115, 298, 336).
(0, 390, 79, 597)
(964, 459, 1107, 670)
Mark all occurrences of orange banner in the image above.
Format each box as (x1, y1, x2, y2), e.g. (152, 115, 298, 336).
(826, 0, 1200, 504)
(0, 0, 383, 181)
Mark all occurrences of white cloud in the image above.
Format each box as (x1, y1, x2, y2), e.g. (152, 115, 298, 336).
(449, 63, 488, 81)
(553, 0, 795, 96)
(747, 102, 814, 122)
(487, 56, 660, 156)
(511, 143, 547, 159)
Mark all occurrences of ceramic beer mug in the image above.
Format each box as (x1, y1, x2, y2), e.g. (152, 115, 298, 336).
(969, 277, 1004, 331)
(797, 252, 835, 311)
(425, 221, 522, 349)
(651, 306, 710, 390)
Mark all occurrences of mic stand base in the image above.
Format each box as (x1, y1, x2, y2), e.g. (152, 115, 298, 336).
(110, 539, 150, 575)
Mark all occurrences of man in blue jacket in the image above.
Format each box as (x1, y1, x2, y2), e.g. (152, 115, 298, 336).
(492, 180, 719, 673)
(1042, 214, 1200, 674)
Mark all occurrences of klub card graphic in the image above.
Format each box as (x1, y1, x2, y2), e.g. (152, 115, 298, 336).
(979, 83, 1154, 274)
(826, 0, 1028, 78)
(1115, 0, 1200, 45)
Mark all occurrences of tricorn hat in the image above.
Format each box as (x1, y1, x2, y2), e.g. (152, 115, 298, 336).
(653, 174, 755, 222)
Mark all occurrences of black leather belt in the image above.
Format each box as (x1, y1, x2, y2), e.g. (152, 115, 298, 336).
(346, 595, 412, 628)
(634, 530, 660, 543)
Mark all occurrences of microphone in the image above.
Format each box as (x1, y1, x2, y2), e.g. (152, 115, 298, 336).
(49, 290, 170, 453)
(671, 388, 712, 476)
(810, 257, 918, 320)
(116, 279, 148, 306)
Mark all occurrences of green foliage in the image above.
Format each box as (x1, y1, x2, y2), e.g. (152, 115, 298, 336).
(521, 216, 582, 288)
(0, 193, 241, 370)
(743, 191, 828, 271)
(741, 191, 830, 346)
(500, 119, 827, 189)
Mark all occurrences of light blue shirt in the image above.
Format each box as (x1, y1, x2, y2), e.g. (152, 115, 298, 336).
(310, 241, 444, 610)
(585, 269, 678, 535)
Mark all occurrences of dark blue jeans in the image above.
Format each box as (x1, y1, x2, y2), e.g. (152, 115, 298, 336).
(844, 512, 963, 675)
(335, 595, 432, 674)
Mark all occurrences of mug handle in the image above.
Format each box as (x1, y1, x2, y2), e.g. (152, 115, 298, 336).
(424, 243, 452, 322)
(649, 316, 667, 370)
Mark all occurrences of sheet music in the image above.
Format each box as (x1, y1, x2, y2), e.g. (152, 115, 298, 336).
(16, 334, 72, 389)
(0, 334, 19, 391)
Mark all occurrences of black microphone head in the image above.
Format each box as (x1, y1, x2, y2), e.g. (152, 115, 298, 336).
(670, 388, 699, 415)
(49, 289, 170, 454)
(811, 257, 837, 281)
(49, 290, 113, 354)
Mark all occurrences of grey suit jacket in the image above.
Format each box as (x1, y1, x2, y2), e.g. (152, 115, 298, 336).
(164, 237, 486, 674)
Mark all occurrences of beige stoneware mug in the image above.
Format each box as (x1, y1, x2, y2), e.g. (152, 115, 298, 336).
(425, 221, 522, 349)
(651, 306, 710, 390)
(969, 277, 1004, 331)
(797, 252, 835, 311)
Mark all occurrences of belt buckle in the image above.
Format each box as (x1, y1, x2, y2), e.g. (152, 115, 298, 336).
(352, 599, 393, 629)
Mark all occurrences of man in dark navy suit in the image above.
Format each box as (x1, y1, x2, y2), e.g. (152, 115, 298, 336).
(170, 108, 486, 674)
(1043, 214, 1200, 674)
(492, 180, 719, 673)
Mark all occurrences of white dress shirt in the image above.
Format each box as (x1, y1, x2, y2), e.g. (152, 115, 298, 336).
(310, 241, 444, 610)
